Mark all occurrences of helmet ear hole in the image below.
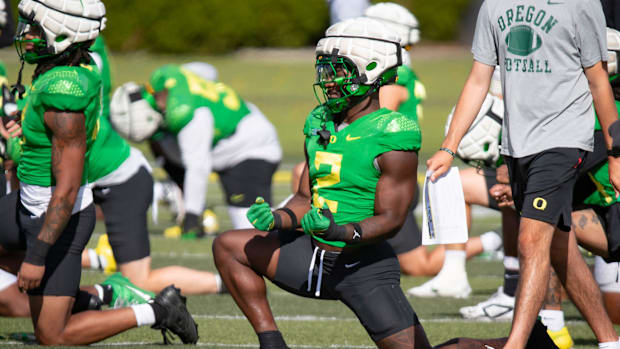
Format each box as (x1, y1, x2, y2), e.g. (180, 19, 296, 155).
(366, 62, 377, 71)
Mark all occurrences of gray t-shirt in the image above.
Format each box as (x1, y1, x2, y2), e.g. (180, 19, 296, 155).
(472, 0, 607, 157)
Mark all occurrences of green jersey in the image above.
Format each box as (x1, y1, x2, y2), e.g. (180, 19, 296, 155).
(583, 101, 620, 207)
(90, 36, 112, 118)
(17, 65, 101, 186)
(396, 65, 426, 122)
(304, 106, 422, 247)
(149, 64, 249, 145)
(86, 53, 131, 183)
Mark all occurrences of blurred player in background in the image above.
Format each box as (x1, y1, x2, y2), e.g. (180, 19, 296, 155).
(111, 64, 282, 240)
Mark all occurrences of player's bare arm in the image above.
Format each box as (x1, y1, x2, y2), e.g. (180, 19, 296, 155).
(379, 84, 409, 111)
(586, 61, 620, 196)
(18, 110, 85, 291)
(427, 61, 494, 181)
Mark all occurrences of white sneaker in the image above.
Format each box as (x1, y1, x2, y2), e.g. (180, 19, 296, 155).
(407, 274, 472, 298)
(459, 286, 514, 321)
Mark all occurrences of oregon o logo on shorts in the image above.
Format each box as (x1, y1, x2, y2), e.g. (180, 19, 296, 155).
(533, 197, 547, 211)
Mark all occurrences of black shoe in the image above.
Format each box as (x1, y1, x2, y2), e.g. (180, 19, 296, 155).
(151, 285, 199, 344)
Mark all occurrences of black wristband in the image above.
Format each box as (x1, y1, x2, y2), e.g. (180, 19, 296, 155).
(24, 239, 52, 266)
(608, 148, 620, 158)
(439, 147, 456, 158)
(350, 223, 363, 244)
(271, 211, 283, 231)
(275, 207, 298, 228)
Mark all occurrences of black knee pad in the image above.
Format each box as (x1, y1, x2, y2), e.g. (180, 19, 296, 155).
(71, 290, 102, 314)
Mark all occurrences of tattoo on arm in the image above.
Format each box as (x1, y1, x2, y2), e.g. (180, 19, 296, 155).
(38, 110, 86, 245)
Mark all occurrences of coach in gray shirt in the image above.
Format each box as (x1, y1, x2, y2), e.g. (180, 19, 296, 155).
(429, 0, 620, 348)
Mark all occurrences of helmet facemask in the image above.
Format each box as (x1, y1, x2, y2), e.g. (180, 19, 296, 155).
(15, 14, 53, 64)
(313, 55, 373, 114)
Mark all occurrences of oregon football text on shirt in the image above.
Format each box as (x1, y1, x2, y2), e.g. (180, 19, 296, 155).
(304, 106, 421, 247)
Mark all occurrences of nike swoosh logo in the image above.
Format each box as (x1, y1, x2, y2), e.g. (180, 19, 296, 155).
(346, 135, 361, 141)
(126, 285, 153, 301)
(344, 261, 360, 268)
(485, 345, 496, 349)
(547, 0, 563, 4)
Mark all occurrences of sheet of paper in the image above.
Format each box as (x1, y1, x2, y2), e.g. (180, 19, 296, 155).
(422, 166, 468, 245)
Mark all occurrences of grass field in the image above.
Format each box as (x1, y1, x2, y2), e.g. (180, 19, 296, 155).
(0, 45, 614, 347)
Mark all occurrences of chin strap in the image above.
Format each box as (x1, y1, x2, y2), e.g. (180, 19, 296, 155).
(11, 59, 26, 99)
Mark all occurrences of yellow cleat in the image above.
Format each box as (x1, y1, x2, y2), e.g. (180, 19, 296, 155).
(164, 225, 182, 239)
(95, 234, 117, 274)
(547, 326, 574, 349)
(202, 209, 219, 235)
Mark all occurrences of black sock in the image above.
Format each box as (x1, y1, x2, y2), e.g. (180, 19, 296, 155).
(150, 302, 168, 326)
(71, 290, 102, 314)
(101, 284, 114, 305)
(258, 330, 288, 349)
(504, 268, 519, 297)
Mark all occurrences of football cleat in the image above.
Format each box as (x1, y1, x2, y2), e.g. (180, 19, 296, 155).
(95, 234, 117, 274)
(459, 286, 514, 321)
(164, 225, 182, 239)
(202, 208, 219, 235)
(102, 273, 155, 308)
(152, 285, 199, 344)
(547, 326, 573, 349)
(407, 274, 472, 298)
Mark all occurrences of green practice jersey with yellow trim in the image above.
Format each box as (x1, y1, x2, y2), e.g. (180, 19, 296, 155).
(149, 64, 249, 146)
(396, 65, 426, 122)
(17, 66, 101, 187)
(304, 106, 421, 247)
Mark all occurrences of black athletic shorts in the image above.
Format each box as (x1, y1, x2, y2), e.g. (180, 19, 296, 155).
(273, 230, 419, 342)
(93, 166, 152, 264)
(505, 148, 584, 232)
(0, 190, 25, 250)
(20, 203, 96, 296)
(217, 159, 278, 207)
(387, 184, 422, 254)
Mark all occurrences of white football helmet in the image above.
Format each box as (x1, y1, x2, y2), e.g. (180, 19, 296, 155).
(445, 93, 504, 166)
(608, 28, 620, 75)
(110, 82, 163, 142)
(316, 17, 401, 86)
(364, 2, 420, 47)
(17, 0, 106, 56)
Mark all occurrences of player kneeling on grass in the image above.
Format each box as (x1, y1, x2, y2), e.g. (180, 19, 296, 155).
(213, 17, 432, 349)
(0, 0, 197, 344)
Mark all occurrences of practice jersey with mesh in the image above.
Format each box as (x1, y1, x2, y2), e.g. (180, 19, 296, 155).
(304, 106, 421, 247)
(149, 64, 250, 146)
(17, 65, 101, 186)
(396, 65, 426, 122)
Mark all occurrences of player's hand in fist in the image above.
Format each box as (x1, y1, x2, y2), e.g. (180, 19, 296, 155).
(246, 197, 275, 231)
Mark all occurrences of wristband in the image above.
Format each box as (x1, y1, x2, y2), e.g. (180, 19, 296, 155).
(275, 207, 298, 228)
(24, 239, 52, 266)
(350, 223, 363, 243)
(439, 147, 455, 158)
(608, 148, 620, 158)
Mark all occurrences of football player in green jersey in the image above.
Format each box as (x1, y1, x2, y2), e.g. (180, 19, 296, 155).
(214, 17, 431, 349)
(110, 64, 282, 239)
(0, 0, 197, 344)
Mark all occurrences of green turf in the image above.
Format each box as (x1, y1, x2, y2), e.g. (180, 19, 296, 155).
(0, 47, 613, 347)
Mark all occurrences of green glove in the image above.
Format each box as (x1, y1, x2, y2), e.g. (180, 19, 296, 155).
(246, 197, 275, 231)
(301, 204, 331, 235)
